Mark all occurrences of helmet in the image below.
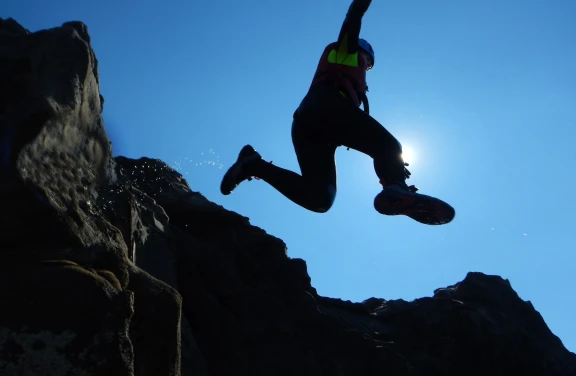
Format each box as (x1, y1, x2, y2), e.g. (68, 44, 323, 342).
(358, 38, 375, 68)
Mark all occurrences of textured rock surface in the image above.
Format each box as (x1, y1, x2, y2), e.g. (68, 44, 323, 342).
(0, 18, 181, 376)
(0, 260, 133, 375)
(1, 18, 575, 376)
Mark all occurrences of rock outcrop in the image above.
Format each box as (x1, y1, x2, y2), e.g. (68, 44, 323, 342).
(0, 18, 180, 376)
(1, 18, 575, 376)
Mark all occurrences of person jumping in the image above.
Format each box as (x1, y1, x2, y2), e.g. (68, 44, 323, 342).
(220, 0, 455, 225)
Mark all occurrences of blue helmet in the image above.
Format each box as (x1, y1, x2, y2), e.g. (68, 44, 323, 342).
(358, 38, 375, 68)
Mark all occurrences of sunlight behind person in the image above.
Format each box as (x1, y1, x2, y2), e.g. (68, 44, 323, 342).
(401, 145, 415, 165)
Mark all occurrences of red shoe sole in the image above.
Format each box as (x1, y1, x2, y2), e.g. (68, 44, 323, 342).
(374, 191, 455, 225)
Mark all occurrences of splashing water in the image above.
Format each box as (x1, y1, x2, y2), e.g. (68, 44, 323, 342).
(171, 148, 225, 177)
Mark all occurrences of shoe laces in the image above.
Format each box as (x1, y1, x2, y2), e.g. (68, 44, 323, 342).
(407, 185, 418, 193)
(379, 179, 419, 193)
(378, 161, 418, 192)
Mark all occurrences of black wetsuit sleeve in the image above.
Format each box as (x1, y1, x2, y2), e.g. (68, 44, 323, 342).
(336, 0, 372, 54)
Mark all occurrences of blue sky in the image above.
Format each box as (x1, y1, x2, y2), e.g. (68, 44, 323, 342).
(4, 0, 575, 351)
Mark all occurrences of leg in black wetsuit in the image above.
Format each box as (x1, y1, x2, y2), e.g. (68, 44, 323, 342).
(223, 85, 406, 212)
(220, 85, 454, 224)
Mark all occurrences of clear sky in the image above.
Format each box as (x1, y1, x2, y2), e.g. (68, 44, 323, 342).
(4, 0, 575, 352)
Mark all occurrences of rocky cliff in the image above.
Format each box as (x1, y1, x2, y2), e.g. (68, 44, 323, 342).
(1, 18, 575, 376)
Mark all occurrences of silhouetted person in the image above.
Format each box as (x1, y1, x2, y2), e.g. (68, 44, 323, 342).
(221, 0, 454, 225)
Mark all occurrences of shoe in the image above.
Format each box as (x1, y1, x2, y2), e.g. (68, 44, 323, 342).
(374, 181, 455, 225)
(220, 145, 262, 195)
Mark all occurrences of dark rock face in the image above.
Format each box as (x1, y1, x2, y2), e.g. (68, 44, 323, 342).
(0, 18, 181, 376)
(0, 260, 134, 375)
(1, 18, 575, 376)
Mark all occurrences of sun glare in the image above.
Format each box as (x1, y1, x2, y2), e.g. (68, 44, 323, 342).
(402, 146, 415, 165)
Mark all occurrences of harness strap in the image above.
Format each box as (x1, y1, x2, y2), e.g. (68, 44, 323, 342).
(312, 71, 370, 114)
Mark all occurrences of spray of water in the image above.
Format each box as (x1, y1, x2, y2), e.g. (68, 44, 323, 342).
(171, 148, 225, 177)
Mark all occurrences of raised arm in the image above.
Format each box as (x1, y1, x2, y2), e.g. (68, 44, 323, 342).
(336, 0, 372, 54)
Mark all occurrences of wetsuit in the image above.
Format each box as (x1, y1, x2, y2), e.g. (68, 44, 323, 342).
(244, 1, 408, 213)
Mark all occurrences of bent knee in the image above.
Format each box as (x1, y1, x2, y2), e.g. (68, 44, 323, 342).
(314, 205, 332, 213)
(311, 184, 336, 213)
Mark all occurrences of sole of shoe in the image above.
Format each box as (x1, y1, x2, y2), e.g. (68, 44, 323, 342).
(374, 190, 455, 225)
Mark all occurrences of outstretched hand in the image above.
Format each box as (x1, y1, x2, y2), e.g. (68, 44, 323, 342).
(350, 0, 372, 15)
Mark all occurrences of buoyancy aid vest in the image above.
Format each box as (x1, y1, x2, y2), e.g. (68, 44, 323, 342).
(309, 42, 370, 112)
